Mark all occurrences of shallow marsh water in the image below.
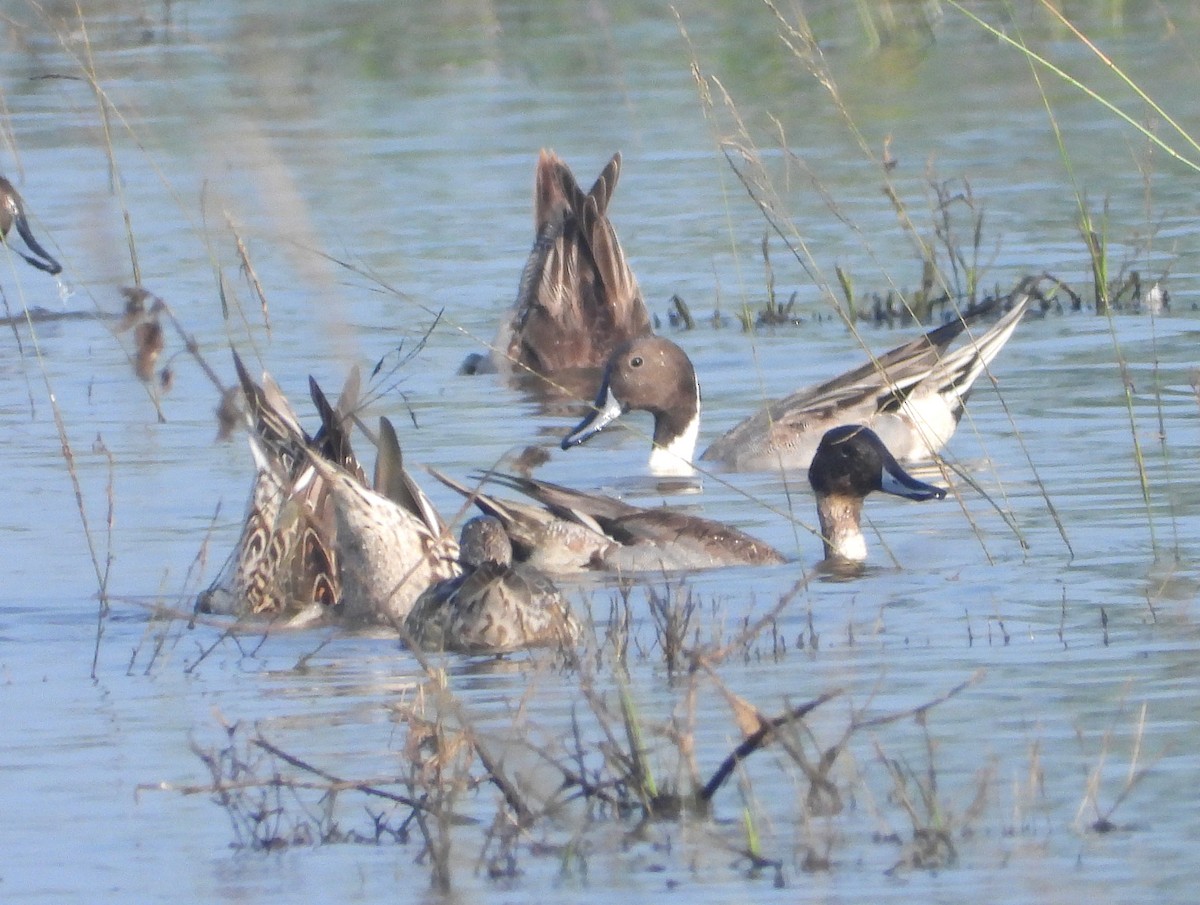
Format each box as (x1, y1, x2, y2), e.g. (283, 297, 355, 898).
(3, 1, 1200, 901)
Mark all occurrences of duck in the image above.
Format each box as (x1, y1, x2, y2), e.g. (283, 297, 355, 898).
(0, 176, 62, 275)
(198, 354, 460, 627)
(404, 515, 580, 655)
(429, 469, 787, 573)
(807, 424, 946, 563)
(197, 356, 359, 623)
(434, 423, 944, 570)
(481, 150, 653, 397)
(300, 415, 461, 626)
(561, 288, 1033, 475)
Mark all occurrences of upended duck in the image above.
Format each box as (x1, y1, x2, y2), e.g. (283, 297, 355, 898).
(0, 176, 62, 275)
(405, 515, 581, 655)
(298, 418, 461, 626)
(561, 289, 1032, 476)
(198, 354, 460, 627)
(469, 150, 653, 396)
(197, 358, 361, 623)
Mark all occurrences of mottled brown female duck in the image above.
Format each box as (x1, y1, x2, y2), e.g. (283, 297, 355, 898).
(405, 515, 580, 655)
(197, 356, 363, 624)
(198, 355, 460, 627)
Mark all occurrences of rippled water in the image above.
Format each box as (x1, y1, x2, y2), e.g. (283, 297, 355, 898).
(3, 1, 1200, 901)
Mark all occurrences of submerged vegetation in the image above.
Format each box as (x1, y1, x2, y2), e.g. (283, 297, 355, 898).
(144, 580, 1154, 890)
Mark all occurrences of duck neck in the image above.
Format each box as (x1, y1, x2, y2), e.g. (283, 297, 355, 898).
(648, 381, 701, 477)
(815, 494, 867, 562)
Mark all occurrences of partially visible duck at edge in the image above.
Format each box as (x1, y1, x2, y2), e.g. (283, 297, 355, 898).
(405, 515, 580, 655)
(430, 468, 787, 573)
(0, 176, 62, 275)
(465, 150, 653, 398)
(561, 287, 1034, 476)
(807, 424, 946, 563)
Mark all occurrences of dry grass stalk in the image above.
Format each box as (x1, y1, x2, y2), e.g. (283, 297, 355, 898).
(227, 211, 272, 336)
(1074, 700, 1158, 833)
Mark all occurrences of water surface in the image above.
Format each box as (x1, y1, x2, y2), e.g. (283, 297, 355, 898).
(2, 1, 1199, 902)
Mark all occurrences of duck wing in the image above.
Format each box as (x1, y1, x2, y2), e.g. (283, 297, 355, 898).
(702, 299, 1006, 466)
(428, 469, 613, 571)
(482, 472, 785, 568)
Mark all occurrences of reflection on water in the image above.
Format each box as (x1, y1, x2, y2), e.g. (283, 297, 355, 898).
(2, 0, 1200, 902)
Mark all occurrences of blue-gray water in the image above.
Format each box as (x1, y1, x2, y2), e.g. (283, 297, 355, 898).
(2, 1, 1200, 901)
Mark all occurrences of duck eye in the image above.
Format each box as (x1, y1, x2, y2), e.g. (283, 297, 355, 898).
(630, 356, 644, 368)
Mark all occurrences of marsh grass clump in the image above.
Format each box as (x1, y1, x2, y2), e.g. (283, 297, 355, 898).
(1074, 700, 1157, 835)
(667, 293, 696, 330)
(696, 140, 1045, 334)
(646, 583, 699, 680)
(923, 175, 991, 310)
(182, 718, 427, 851)
(590, 582, 804, 673)
(738, 233, 802, 330)
(392, 679, 484, 891)
(1066, 198, 1174, 315)
(165, 677, 522, 888)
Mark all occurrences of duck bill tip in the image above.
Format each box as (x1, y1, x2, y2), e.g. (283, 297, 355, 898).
(560, 412, 607, 450)
(560, 428, 588, 451)
(561, 388, 624, 451)
(880, 462, 946, 502)
(14, 212, 61, 275)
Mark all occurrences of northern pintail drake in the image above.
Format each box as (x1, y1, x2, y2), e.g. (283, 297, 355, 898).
(197, 357, 362, 624)
(561, 290, 1032, 475)
(430, 469, 787, 573)
(807, 424, 946, 563)
(486, 150, 653, 393)
(405, 515, 581, 655)
(0, 176, 61, 275)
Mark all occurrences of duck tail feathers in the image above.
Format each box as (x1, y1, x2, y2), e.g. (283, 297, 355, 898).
(932, 291, 1032, 409)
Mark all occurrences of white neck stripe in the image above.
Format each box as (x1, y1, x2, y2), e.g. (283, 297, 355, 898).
(649, 411, 700, 477)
